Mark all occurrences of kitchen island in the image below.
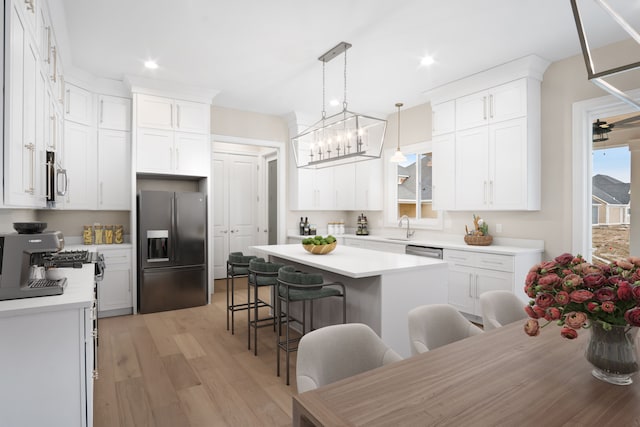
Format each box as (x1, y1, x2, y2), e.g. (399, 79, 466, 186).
(0, 265, 96, 427)
(250, 244, 448, 357)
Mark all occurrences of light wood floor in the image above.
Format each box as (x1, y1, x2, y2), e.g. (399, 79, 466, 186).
(94, 278, 299, 427)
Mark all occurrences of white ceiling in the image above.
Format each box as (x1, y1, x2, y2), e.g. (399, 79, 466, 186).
(57, 0, 640, 119)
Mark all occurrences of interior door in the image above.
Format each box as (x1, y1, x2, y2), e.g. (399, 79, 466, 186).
(229, 155, 257, 253)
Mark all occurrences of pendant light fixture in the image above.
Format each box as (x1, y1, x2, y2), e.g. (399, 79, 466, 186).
(390, 102, 407, 163)
(291, 42, 387, 169)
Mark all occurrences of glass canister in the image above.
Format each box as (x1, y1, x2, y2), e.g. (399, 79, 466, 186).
(104, 225, 114, 244)
(83, 225, 93, 245)
(94, 224, 104, 245)
(114, 225, 124, 244)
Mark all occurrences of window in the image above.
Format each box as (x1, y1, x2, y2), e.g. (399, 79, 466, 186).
(385, 141, 442, 229)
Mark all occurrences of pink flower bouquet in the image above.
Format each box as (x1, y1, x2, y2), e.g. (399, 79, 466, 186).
(524, 253, 640, 338)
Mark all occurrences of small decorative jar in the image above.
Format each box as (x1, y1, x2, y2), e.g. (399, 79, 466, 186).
(104, 225, 114, 244)
(83, 225, 93, 245)
(114, 225, 124, 244)
(94, 225, 104, 245)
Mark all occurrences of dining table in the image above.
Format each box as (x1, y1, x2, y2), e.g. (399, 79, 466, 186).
(292, 320, 640, 426)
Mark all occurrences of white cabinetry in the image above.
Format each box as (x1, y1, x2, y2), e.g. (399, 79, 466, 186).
(98, 95, 131, 131)
(334, 164, 355, 210)
(63, 121, 98, 209)
(64, 82, 93, 126)
(431, 70, 542, 211)
(4, 1, 46, 207)
(444, 248, 541, 323)
(431, 100, 455, 136)
(98, 247, 133, 317)
(97, 130, 130, 209)
(136, 94, 209, 133)
(354, 159, 383, 210)
(134, 94, 210, 176)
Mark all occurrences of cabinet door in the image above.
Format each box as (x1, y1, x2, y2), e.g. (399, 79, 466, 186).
(98, 130, 130, 210)
(63, 121, 97, 209)
(489, 118, 527, 210)
(295, 168, 315, 210)
(447, 264, 476, 315)
(136, 128, 173, 173)
(174, 132, 210, 176)
(474, 269, 514, 316)
(455, 126, 489, 210)
(136, 94, 173, 129)
(313, 167, 335, 210)
(175, 99, 209, 133)
(98, 95, 131, 131)
(334, 164, 355, 210)
(355, 159, 383, 210)
(489, 79, 527, 124)
(64, 83, 93, 126)
(432, 100, 455, 136)
(99, 266, 132, 312)
(432, 133, 455, 211)
(455, 90, 488, 131)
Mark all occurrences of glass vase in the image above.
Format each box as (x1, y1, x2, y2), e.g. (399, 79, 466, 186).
(585, 322, 639, 385)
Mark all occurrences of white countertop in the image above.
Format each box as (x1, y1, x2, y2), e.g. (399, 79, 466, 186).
(288, 233, 543, 255)
(250, 244, 448, 279)
(0, 265, 95, 318)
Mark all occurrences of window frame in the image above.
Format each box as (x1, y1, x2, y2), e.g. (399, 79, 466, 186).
(384, 140, 443, 230)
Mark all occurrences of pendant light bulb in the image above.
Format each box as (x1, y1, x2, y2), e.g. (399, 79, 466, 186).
(390, 102, 407, 163)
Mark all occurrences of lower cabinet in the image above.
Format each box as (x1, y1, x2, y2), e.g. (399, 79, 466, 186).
(0, 303, 95, 427)
(98, 247, 133, 317)
(444, 248, 540, 322)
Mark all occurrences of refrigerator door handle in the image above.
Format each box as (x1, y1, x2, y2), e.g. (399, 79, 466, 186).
(172, 196, 177, 263)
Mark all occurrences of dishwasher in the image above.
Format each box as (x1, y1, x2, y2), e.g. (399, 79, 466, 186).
(405, 244, 443, 259)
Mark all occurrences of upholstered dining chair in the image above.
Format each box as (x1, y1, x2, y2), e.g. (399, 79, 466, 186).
(296, 323, 402, 393)
(479, 290, 528, 331)
(408, 304, 483, 355)
(276, 265, 346, 386)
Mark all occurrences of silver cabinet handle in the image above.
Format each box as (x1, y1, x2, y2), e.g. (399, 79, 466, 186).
(24, 144, 35, 194)
(51, 46, 57, 83)
(482, 96, 487, 121)
(489, 94, 494, 118)
(25, 0, 34, 12)
(50, 115, 56, 150)
(489, 180, 494, 204)
(46, 27, 51, 63)
(100, 99, 104, 123)
(59, 75, 65, 105)
(65, 88, 70, 114)
(177, 104, 181, 128)
(468, 273, 473, 298)
(483, 181, 488, 205)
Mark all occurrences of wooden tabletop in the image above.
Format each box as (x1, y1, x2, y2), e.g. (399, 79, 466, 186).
(292, 321, 640, 426)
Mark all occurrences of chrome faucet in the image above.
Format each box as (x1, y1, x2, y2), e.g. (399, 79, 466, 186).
(398, 215, 415, 239)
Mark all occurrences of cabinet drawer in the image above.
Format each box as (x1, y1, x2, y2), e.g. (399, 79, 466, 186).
(476, 253, 513, 272)
(443, 249, 475, 266)
(100, 249, 131, 265)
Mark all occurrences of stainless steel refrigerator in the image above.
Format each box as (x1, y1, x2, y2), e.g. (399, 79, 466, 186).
(137, 190, 207, 314)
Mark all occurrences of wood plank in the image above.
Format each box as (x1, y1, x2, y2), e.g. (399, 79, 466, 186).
(161, 353, 202, 391)
(174, 332, 207, 359)
(111, 331, 142, 382)
(115, 377, 155, 427)
(177, 384, 226, 426)
(93, 316, 119, 427)
(144, 312, 181, 356)
(149, 402, 190, 427)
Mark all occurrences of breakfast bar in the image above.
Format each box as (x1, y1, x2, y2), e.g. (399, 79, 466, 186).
(250, 244, 448, 357)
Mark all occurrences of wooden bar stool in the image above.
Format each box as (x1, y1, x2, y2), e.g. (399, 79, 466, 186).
(247, 258, 284, 355)
(275, 265, 346, 386)
(226, 252, 256, 334)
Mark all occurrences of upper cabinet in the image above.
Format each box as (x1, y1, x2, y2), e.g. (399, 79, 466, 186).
(98, 95, 131, 131)
(64, 82, 93, 126)
(136, 94, 210, 134)
(429, 56, 548, 212)
(133, 93, 211, 177)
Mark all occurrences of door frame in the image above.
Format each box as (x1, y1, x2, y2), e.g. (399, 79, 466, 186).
(265, 151, 278, 245)
(571, 88, 640, 259)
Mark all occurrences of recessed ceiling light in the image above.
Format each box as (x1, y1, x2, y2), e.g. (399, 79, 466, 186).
(144, 60, 158, 70)
(420, 55, 435, 67)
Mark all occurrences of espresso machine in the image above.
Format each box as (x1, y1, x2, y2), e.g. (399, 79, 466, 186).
(0, 230, 67, 301)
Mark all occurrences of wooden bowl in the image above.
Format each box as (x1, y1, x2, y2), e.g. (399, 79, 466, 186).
(464, 234, 493, 246)
(302, 241, 337, 255)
